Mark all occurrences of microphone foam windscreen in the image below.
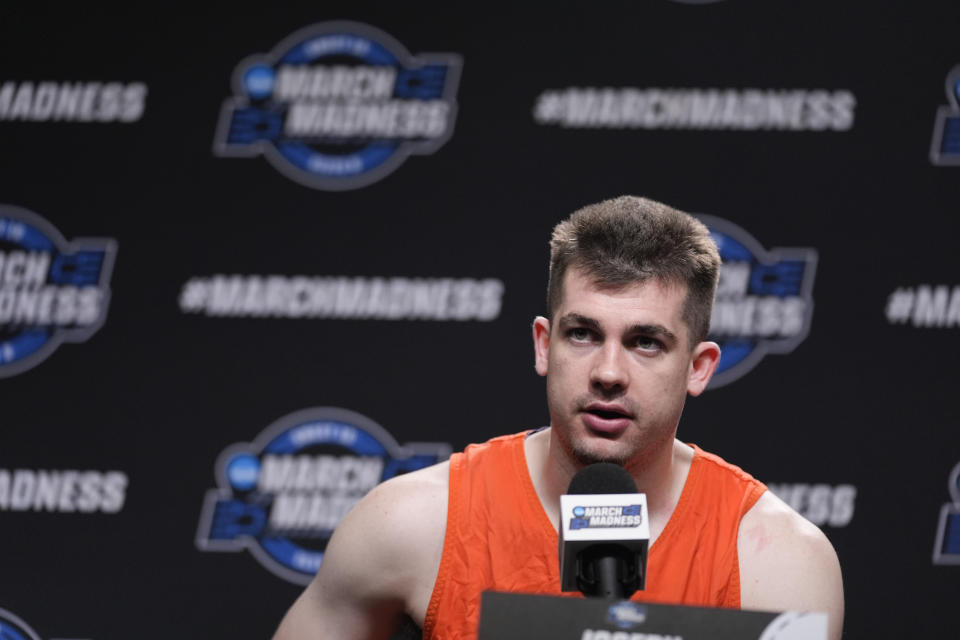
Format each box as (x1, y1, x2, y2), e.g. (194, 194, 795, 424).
(566, 462, 638, 495)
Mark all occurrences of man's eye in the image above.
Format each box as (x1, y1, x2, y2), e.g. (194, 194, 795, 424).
(569, 328, 593, 342)
(633, 336, 663, 352)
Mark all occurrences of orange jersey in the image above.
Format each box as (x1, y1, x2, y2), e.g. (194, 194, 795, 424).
(423, 431, 767, 640)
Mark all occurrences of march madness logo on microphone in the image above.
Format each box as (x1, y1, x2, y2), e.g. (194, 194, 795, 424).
(0, 205, 116, 378)
(196, 407, 451, 584)
(213, 21, 462, 190)
(570, 504, 644, 530)
(697, 215, 817, 388)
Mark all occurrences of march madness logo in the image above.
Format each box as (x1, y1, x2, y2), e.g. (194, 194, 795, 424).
(196, 407, 451, 584)
(0, 205, 116, 378)
(933, 461, 960, 565)
(698, 215, 817, 388)
(570, 505, 643, 530)
(930, 64, 960, 166)
(213, 21, 462, 190)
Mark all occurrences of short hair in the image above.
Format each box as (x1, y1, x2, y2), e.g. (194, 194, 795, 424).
(546, 195, 720, 345)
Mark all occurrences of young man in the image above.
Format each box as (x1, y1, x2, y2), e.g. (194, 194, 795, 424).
(272, 196, 844, 640)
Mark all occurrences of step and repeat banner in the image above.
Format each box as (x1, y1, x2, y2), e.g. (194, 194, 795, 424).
(2, 3, 958, 638)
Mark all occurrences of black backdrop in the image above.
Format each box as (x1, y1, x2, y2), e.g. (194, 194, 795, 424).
(2, 2, 959, 638)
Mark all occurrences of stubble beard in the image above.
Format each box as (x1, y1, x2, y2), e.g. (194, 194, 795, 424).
(566, 436, 632, 467)
(550, 392, 641, 469)
(549, 391, 678, 473)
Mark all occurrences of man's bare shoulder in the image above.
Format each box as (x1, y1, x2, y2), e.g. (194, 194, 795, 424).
(329, 460, 450, 590)
(738, 490, 844, 640)
(359, 460, 451, 525)
(272, 461, 450, 639)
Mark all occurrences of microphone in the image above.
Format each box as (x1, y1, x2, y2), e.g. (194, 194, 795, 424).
(558, 463, 649, 599)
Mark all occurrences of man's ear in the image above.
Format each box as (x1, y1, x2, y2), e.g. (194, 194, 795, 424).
(532, 316, 551, 377)
(687, 341, 721, 396)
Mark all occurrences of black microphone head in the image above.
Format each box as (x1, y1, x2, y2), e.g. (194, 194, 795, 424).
(566, 463, 638, 495)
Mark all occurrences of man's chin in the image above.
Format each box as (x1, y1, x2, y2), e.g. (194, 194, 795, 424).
(569, 442, 633, 468)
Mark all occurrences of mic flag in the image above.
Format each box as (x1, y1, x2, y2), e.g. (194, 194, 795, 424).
(559, 463, 649, 598)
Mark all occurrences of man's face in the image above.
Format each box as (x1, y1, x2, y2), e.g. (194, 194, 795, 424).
(533, 267, 719, 471)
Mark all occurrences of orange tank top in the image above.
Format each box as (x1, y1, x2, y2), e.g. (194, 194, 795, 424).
(423, 431, 767, 640)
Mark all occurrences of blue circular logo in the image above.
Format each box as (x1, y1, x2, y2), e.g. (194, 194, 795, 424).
(197, 407, 452, 585)
(213, 22, 462, 191)
(226, 453, 260, 490)
(573, 506, 585, 517)
(244, 65, 276, 100)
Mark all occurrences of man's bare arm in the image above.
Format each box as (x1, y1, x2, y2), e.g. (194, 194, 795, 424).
(272, 462, 449, 640)
(738, 491, 844, 640)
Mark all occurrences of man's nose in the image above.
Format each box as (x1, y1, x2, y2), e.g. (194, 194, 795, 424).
(590, 342, 629, 391)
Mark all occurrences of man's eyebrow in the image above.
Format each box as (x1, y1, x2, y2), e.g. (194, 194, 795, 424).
(627, 323, 678, 344)
(557, 313, 601, 331)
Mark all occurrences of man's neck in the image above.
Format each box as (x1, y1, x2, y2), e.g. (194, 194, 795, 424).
(524, 427, 694, 544)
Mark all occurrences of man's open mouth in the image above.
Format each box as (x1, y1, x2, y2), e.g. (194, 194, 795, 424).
(584, 407, 631, 420)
